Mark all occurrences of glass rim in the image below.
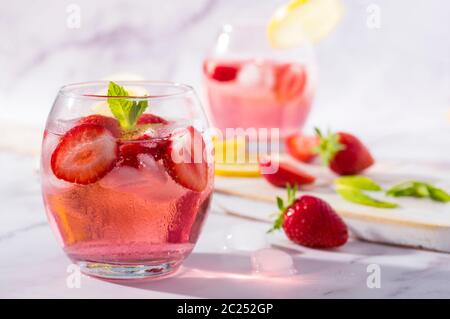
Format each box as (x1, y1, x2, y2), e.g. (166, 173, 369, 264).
(58, 80, 195, 101)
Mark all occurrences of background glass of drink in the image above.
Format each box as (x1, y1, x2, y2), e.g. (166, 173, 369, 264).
(203, 24, 316, 143)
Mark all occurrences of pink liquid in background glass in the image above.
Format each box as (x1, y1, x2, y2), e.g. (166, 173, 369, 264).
(41, 122, 213, 266)
(203, 58, 314, 139)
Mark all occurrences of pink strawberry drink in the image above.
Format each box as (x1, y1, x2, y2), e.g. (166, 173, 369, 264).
(203, 58, 314, 139)
(41, 81, 213, 280)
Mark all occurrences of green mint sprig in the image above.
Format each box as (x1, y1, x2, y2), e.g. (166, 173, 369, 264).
(334, 175, 398, 209)
(334, 175, 382, 191)
(336, 186, 398, 208)
(386, 181, 450, 203)
(107, 81, 148, 131)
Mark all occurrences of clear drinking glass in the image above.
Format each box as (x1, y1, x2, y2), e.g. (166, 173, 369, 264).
(41, 81, 214, 281)
(203, 24, 317, 140)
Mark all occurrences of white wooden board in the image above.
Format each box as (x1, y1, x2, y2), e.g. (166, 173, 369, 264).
(214, 158, 450, 253)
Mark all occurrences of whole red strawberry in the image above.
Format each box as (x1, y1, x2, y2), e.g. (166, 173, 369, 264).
(270, 185, 348, 248)
(315, 128, 374, 175)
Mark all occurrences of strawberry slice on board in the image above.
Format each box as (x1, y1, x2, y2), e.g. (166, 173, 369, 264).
(315, 128, 374, 175)
(285, 133, 319, 163)
(163, 126, 209, 192)
(259, 157, 315, 188)
(274, 63, 307, 102)
(51, 124, 118, 184)
(77, 115, 121, 138)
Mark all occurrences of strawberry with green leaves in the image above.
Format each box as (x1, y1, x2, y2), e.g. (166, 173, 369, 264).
(270, 184, 348, 248)
(315, 128, 374, 175)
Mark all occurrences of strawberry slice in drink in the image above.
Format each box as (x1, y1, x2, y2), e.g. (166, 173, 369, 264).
(163, 126, 208, 192)
(259, 157, 315, 188)
(274, 64, 307, 102)
(51, 123, 118, 184)
(77, 114, 121, 137)
(137, 113, 168, 125)
(204, 61, 240, 82)
(117, 136, 169, 168)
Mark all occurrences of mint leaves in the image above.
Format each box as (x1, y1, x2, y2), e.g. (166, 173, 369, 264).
(107, 81, 148, 130)
(334, 175, 397, 209)
(387, 181, 450, 203)
(334, 175, 450, 208)
(334, 176, 382, 191)
(336, 187, 398, 208)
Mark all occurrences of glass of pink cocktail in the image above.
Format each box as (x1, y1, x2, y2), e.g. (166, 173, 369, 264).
(41, 81, 214, 280)
(203, 24, 316, 140)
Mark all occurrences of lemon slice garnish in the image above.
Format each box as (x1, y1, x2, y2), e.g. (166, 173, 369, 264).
(267, 0, 344, 48)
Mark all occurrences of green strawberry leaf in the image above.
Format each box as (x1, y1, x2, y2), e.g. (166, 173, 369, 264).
(387, 181, 450, 203)
(314, 127, 345, 165)
(276, 196, 284, 211)
(334, 175, 382, 191)
(337, 186, 398, 208)
(269, 183, 299, 233)
(107, 81, 148, 130)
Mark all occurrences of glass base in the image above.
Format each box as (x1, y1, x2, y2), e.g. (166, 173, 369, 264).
(77, 261, 181, 281)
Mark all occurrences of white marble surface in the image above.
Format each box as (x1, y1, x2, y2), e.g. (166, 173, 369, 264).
(1, 151, 450, 299)
(0, 0, 449, 298)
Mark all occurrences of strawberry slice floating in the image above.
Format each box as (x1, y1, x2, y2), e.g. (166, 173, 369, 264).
(77, 114, 121, 137)
(163, 127, 208, 192)
(118, 143, 152, 169)
(118, 136, 169, 168)
(285, 133, 319, 163)
(274, 64, 307, 102)
(259, 158, 315, 188)
(205, 61, 240, 82)
(137, 113, 168, 125)
(51, 124, 118, 184)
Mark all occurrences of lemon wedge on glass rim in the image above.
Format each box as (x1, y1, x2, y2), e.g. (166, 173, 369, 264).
(267, 0, 344, 48)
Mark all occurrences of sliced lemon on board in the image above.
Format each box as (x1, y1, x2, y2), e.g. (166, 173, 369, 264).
(215, 162, 260, 177)
(213, 136, 260, 177)
(267, 0, 344, 48)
